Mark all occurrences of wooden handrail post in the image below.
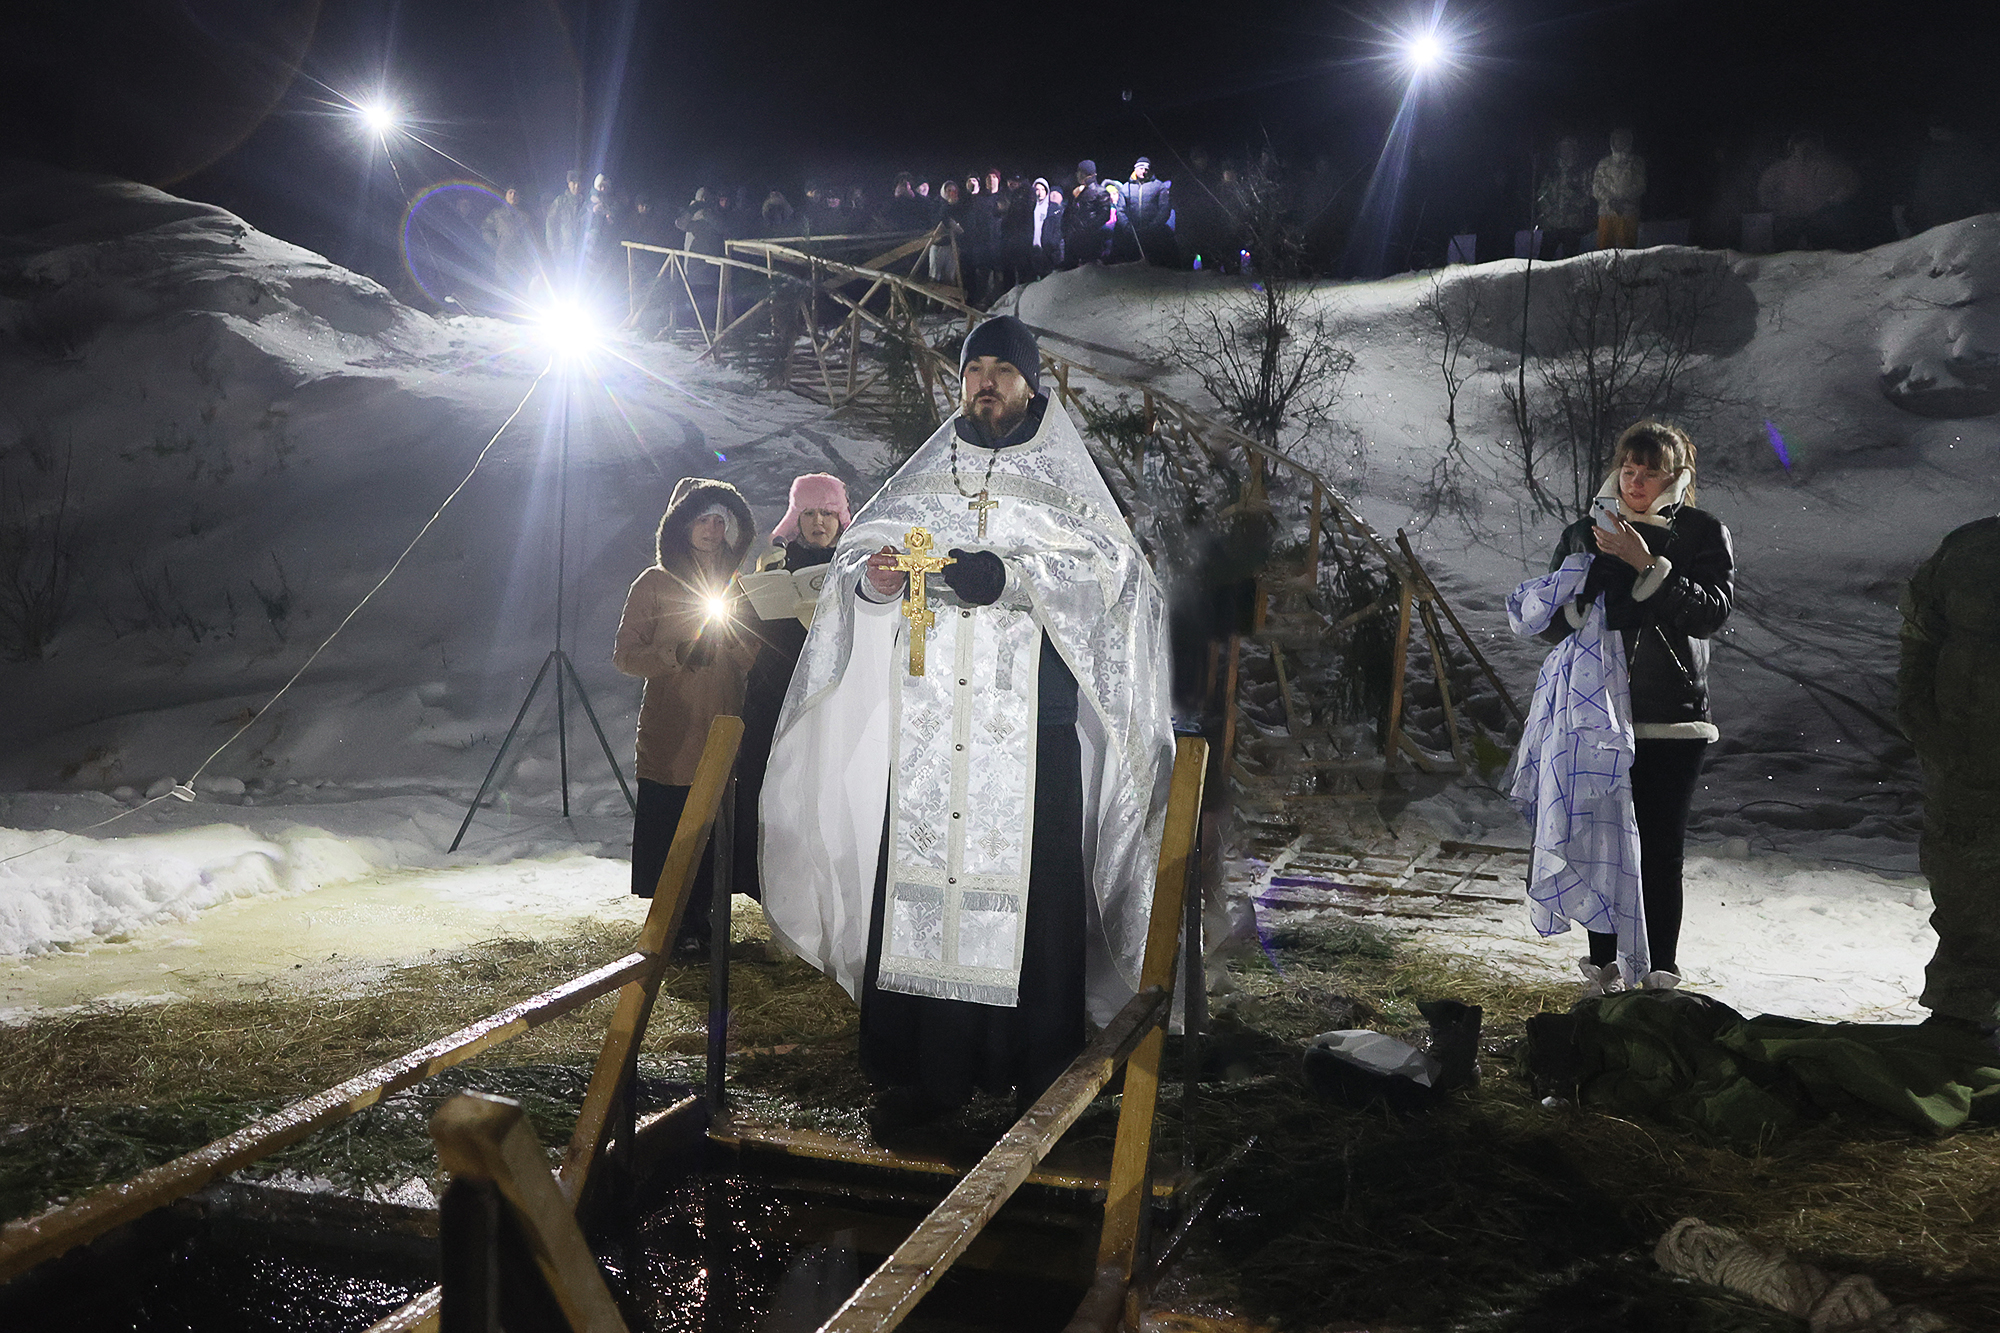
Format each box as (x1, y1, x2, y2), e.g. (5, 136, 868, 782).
(1384, 577, 1415, 767)
(1419, 599, 1468, 768)
(562, 716, 743, 1206)
(1395, 529, 1525, 726)
(1093, 738, 1209, 1300)
(434, 1093, 629, 1333)
(1218, 633, 1242, 780)
(846, 307, 861, 401)
(1305, 483, 1324, 580)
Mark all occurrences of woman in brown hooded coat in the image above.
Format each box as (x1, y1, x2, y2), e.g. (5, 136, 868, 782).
(614, 476, 756, 951)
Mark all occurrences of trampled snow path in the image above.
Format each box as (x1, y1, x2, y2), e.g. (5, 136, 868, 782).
(1226, 784, 1935, 1025)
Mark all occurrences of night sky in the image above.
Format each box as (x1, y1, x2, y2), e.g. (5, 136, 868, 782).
(6, 0, 1998, 277)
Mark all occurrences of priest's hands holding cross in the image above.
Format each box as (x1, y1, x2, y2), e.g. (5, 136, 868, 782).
(866, 545, 1005, 604)
(941, 549, 1005, 605)
(865, 546, 907, 598)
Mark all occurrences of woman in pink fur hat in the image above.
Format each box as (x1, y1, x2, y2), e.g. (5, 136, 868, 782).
(733, 473, 851, 899)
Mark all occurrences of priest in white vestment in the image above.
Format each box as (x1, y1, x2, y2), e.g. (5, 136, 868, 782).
(761, 316, 1175, 1120)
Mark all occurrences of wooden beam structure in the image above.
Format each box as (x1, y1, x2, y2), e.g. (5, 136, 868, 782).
(811, 736, 1207, 1333)
(434, 1093, 630, 1333)
(1093, 736, 1209, 1317)
(0, 718, 745, 1303)
(0, 951, 650, 1283)
(562, 716, 743, 1203)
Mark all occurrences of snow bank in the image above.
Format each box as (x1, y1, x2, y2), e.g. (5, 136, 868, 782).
(0, 787, 642, 957)
(0, 162, 889, 806)
(0, 822, 377, 956)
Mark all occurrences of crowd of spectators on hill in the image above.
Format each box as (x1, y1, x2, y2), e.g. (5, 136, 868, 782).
(435, 119, 2000, 316)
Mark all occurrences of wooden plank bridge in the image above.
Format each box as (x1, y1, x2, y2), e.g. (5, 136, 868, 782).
(620, 231, 1525, 797)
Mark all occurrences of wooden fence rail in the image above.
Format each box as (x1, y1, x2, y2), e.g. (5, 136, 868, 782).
(626, 240, 1524, 770)
(0, 951, 649, 1283)
(0, 717, 745, 1293)
(816, 735, 1207, 1333)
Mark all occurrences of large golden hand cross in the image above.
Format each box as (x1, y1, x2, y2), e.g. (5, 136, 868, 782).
(891, 527, 955, 676)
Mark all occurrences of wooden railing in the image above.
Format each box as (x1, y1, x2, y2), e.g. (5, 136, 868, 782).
(0, 717, 744, 1295)
(403, 733, 1205, 1333)
(4, 680, 1214, 1333)
(431, 1092, 631, 1333)
(625, 239, 1525, 772)
(814, 734, 1207, 1333)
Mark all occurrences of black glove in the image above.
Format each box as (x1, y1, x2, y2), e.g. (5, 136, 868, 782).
(679, 636, 715, 670)
(942, 549, 1006, 606)
(1580, 550, 1636, 606)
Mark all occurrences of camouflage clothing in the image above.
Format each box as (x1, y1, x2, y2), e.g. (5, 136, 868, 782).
(1899, 516, 2000, 1025)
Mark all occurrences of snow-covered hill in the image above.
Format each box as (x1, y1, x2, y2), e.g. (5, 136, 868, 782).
(1010, 226, 2000, 872)
(0, 162, 891, 800)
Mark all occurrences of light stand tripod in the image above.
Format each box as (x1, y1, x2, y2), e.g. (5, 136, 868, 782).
(452, 356, 636, 852)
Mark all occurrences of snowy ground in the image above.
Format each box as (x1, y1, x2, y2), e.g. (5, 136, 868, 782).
(3, 165, 1988, 1026)
(1406, 784, 1934, 1021)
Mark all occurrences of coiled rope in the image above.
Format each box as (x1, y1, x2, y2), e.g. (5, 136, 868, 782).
(1654, 1218, 1951, 1333)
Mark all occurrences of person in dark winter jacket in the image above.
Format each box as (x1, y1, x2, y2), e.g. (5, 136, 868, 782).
(675, 188, 727, 257)
(1121, 157, 1174, 264)
(545, 171, 587, 270)
(935, 178, 972, 288)
(732, 474, 852, 901)
(886, 173, 931, 232)
(1544, 420, 1734, 994)
(1061, 160, 1112, 269)
(614, 477, 757, 953)
(997, 171, 1034, 294)
(956, 172, 1002, 304)
(482, 185, 539, 297)
(1898, 515, 2000, 1048)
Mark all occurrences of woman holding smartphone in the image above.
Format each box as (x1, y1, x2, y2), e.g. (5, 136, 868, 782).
(1541, 420, 1735, 994)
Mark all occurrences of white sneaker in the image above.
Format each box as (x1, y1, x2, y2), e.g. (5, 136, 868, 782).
(1639, 970, 1682, 991)
(1578, 959, 1626, 998)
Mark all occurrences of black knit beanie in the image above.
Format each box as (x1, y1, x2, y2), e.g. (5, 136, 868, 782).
(960, 315, 1041, 395)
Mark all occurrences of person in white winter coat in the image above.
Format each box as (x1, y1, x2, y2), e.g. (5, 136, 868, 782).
(1592, 128, 1647, 250)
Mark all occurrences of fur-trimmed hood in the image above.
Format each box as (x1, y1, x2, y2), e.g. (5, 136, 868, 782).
(655, 476, 754, 577)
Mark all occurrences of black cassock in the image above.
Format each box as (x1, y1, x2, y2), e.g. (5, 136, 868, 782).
(858, 640, 1085, 1109)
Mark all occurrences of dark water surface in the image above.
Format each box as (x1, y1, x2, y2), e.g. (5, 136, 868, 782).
(607, 1174, 1094, 1332)
(1, 1171, 1095, 1332)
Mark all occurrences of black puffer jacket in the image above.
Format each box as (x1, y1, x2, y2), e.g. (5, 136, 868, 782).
(1548, 504, 1734, 727)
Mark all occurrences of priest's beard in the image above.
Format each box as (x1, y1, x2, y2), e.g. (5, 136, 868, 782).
(964, 381, 1032, 443)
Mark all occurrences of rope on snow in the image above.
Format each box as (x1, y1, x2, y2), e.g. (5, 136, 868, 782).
(1654, 1218, 1952, 1332)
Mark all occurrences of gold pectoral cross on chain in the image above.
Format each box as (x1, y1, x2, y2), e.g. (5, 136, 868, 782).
(968, 489, 998, 538)
(891, 526, 955, 676)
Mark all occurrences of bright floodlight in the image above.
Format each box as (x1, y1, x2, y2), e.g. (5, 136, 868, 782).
(357, 100, 398, 136)
(1403, 29, 1446, 73)
(536, 299, 602, 358)
(703, 594, 731, 623)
